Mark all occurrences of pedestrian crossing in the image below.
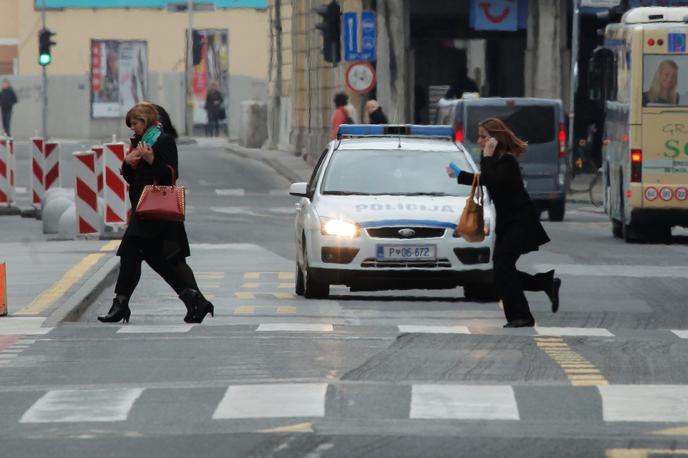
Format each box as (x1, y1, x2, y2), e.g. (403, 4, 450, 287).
(12, 382, 688, 425)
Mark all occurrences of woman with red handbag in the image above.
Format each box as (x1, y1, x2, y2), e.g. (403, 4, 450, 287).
(98, 103, 214, 324)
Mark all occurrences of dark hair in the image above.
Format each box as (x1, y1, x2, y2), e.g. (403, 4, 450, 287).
(152, 103, 178, 139)
(334, 92, 348, 108)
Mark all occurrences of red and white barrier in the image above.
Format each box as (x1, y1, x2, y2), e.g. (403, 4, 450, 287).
(91, 145, 104, 196)
(73, 150, 99, 235)
(0, 137, 15, 207)
(44, 141, 61, 191)
(30, 137, 44, 208)
(103, 142, 128, 226)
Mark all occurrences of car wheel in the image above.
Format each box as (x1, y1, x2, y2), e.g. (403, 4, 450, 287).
(295, 262, 305, 296)
(611, 219, 622, 238)
(303, 247, 329, 299)
(547, 199, 565, 222)
(464, 283, 499, 302)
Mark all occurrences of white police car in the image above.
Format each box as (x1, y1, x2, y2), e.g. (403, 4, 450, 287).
(289, 124, 496, 300)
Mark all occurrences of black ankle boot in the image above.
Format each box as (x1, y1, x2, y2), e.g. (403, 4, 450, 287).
(179, 288, 199, 323)
(97, 297, 131, 323)
(184, 289, 214, 324)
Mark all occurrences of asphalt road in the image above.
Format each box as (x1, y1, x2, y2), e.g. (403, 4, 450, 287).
(2, 140, 688, 457)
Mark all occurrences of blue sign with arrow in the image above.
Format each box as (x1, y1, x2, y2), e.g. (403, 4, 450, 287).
(343, 10, 376, 62)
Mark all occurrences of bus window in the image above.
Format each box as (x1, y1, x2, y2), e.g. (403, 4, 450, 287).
(642, 55, 688, 106)
(588, 47, 617, 104)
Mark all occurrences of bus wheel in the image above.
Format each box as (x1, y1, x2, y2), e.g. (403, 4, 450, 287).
(612, 219, 622, 238)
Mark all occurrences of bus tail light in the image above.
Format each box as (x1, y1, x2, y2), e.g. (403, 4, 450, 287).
(454, 122, 464, 143)
(631, 149, 642, 182)
(558, 123, 567, 158)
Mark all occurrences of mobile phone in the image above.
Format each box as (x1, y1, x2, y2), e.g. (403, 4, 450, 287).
(130, 137, 139, 148)
(449, 161, 461, 175)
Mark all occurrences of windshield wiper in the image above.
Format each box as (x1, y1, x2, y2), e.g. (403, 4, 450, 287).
(401, 192, 449, 196)
(322, 191, 370, 195)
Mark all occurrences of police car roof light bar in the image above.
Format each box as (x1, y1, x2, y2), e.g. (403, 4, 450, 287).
(337, 124, 454, 138)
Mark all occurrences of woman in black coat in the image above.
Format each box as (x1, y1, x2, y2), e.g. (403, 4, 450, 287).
(447, 117, 561, 327)
(98, 103, 214, 324)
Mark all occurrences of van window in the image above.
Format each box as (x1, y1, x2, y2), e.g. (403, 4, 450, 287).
(465, 106, 556, 144)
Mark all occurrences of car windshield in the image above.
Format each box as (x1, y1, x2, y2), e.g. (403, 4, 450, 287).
(320, 148, 473, 196)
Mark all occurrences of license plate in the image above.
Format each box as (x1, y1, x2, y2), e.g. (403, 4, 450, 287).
(376, 245, 436, 260)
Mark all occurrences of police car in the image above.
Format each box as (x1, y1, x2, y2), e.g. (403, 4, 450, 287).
(289, 124, 496, 300)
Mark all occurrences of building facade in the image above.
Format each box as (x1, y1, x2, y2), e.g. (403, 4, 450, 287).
(0, 0, 269, 139)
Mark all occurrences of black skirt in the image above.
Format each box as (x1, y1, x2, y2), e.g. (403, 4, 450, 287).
(116, 215, 191, 260)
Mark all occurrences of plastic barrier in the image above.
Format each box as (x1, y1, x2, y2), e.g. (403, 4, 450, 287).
(44, 141, 61, 191)
(30, 137, 45, 208)
(73, 150, 99, 236)
(103, 142, 127, 227)
(0, 262, 6, 316)
(0, 137, 15, 207)
(92, 145, 104, 196)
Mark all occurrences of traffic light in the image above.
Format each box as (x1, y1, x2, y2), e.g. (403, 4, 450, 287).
(314, 0, 341, 64)
(192, 30, 204, 66)
(38, 28, 56, 66)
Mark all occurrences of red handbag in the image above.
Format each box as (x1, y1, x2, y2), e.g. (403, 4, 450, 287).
(135, 165, 186, 222)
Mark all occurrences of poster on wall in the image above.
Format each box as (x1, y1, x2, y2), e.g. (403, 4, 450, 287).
(188, 29, 229, 127)
(91, 40, 148, 118)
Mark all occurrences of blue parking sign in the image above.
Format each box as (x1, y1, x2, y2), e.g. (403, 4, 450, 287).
(668, 32, 686, 53)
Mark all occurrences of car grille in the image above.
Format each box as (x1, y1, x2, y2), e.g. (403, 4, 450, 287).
(361, 258, 452, 268)
(365, 227, 446, 239)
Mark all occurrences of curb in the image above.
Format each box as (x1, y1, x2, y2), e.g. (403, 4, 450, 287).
(0, 206, 21, 216)
(225, 144, 307, 184)
(43, 255, 120, 326)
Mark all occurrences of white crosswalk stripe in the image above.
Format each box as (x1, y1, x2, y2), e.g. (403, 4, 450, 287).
(598, 385, 688, 422)
(411, 385, 519, 420)
(213, 383, 327, 419)
(20, 388, 144, 423)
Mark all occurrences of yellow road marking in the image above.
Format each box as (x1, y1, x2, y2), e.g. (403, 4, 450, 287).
(568, 375, 606, 381)
(241, 283, 260, 289)
(235, 292, 256, 300)
(244, 272, 294, 280)
(564, 368, 602, 374)
(652, 426, 688, 436)
(559, 364, 596, 368)
(607, 449, 688, 458)
(572, 379, 607, 386)
(99, 240, 120, 252)
(278, 283, 295, 289)
(534, 336, 609, 385)
(273, 292, 293, 299)
(278, 272, 294, 280)
(277, 306, 297, 314)
(244, 272, 260, 279)
(197, 272, 225, 278)
(16, 253, 105, 315)
(235, 306, 255, 314)
(256, 422, 313, 433)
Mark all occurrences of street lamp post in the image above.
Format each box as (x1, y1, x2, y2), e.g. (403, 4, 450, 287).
(186, 0, 194, 136)
(41, 0, 47, 139)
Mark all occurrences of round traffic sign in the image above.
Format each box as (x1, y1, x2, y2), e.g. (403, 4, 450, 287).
(345, 62, 376, 94)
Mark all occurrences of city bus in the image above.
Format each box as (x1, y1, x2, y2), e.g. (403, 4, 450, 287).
(589, 6, 688, 242)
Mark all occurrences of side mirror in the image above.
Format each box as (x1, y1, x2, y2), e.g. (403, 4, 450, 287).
(289, 182, 308, 197)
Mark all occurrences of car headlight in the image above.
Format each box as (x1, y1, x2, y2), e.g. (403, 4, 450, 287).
(321, 218, 360, 237)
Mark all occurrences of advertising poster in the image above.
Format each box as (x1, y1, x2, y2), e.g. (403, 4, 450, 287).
(188, 29, 229, 126)
(91, 40, 148, 118)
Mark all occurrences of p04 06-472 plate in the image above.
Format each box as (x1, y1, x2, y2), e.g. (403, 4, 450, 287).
(376, 245, 436, 260)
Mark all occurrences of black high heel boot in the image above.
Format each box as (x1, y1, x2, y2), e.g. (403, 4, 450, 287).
(97, 297, 131, 323)
(179, 288, 199, 323)
(188, 291, 214, 324)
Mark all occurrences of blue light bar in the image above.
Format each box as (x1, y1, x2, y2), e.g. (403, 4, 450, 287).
(337, 124, 454, 138)
(337, 124, 385, 136)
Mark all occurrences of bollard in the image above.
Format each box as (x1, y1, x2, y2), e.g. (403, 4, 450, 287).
(103, 142, 127, 227)
(0, 137, 14, 207)
(0, 262, 6, 316)
(44, 141, 61, 191)
(73, 150, 100, 236)
(92, 145, 104, 196)
(30, 137, 45, 209)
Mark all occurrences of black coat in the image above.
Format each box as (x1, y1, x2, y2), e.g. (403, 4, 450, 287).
(458, 153, 549, 257)
(205, 89, 224, 120)
(117, 132, 190, 259)
(369, 107, 388, 124)
(0, 87, 17, 112)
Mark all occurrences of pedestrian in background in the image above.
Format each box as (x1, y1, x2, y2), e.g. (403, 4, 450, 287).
(98, 102, 214, 324)
(0, 79, 18, 137)
(366, 100, 388, 124)
(204, 81, 225, 137)
(446, 117, 561, 328)
(331, 92, 353, 140)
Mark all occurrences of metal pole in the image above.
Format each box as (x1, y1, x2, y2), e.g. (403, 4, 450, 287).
(568, 0, 580, 157)
(41, 0, 47, 139)
(185, 0, 194, 136)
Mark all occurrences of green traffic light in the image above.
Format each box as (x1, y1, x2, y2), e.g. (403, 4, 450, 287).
(39, 53, 51, 66)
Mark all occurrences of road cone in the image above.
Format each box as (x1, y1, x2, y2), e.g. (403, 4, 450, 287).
(0, 263, 6, 316)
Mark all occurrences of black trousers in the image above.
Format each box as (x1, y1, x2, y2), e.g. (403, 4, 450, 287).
(493, 253, 552, 323)
(1, 109, 11, 136)
(114, 247, 199, 298)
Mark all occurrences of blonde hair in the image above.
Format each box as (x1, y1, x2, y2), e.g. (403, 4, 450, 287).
(648, 60, 679, 104)
(125, 103, 159, 129)
(479, 117, 528, 158)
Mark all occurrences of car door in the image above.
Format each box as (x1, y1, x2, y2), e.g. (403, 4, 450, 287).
(296, 147, 330, 258)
